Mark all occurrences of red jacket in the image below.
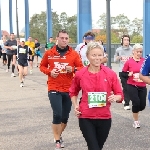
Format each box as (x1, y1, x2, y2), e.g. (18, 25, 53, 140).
(69, 65, 123, 119)
(40, 46, 83, 92)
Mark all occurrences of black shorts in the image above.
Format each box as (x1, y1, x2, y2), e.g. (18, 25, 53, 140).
(28, 56, 34, 62)
(18, 59, 28, 67)
(12, 50, 17, 55)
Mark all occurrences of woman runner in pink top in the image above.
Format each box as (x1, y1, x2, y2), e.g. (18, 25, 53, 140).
(69, 41, 123, 150)
(122, 43, 147, 129)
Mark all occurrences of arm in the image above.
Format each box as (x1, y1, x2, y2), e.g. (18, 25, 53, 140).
(74, 53, 84, 71)
(4, 41, 12, 50)
(101, 53, 108, 64)
(40, 51, 52, 75)
(122, 60, 132, 77)
(114, 49, 120, 63)
(69, 73, 81, 116)
(109, 72, 124, 103)
(139, 55, 150, 84)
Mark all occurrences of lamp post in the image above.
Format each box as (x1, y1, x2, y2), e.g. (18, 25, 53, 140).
(16, 0, 19, 38)
(106, 0, 111, 68)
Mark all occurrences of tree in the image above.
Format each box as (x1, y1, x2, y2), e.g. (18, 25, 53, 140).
(130, 18, 143, 35)
(97, 13, 107, 32)
(59, 12, 68, 29)
(131, 35, 143, 43)
(113, 14, 130, 34)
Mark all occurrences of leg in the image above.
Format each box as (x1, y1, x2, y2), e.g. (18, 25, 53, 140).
(12, 54, 16, 73)
(61, 92, 72, 134)
(7, 54, 12, 70)
(23, 66, 28, 76)
(48, 91, 62, 142)
(96, 119, 111, 149)
(127, 84, 140, 121)
(79, 118, 100, 150)
(138, 87, 147, 111)
(18, 65, 24, 82)
(119, 72, 130, 107)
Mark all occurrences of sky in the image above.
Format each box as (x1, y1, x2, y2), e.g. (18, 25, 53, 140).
(0, 0, 143, 34)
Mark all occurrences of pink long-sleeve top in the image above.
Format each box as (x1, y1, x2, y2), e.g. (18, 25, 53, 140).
(69, 65, 123, 119)
(122, 58, 146, 87)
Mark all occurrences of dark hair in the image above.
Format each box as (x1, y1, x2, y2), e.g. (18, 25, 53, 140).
(57, 29, 69, 37)
(121, 35, 130, 45)
(84, 31, 95, 38)
(10, 33, 14, 35)
(50, 37, 53, 38)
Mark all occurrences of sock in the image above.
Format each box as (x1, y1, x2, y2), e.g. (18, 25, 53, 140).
(56, 140, 60, 143)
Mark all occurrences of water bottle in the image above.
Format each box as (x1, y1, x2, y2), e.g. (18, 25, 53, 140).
(148, 90, 150, 107)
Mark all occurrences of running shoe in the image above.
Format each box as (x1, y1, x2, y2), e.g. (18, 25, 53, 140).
(11, 73, 16, 77)
(55, 142, 61, 150)
(133, 121, 140, 129)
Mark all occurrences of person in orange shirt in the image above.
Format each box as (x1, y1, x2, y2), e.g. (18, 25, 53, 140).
(40, 30, 83, 150)
(25, 37, 35, 74)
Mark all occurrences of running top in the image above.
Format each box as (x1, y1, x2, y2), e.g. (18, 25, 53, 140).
(140, 54, 150, 76)
(69, 65, 123, 119)
(17, 45, 32, 60)
(122, 58, 146, 87)
(40, 45, 83, 92)
(25, 41, 35, 56)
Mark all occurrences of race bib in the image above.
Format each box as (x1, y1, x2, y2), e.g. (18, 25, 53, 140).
(121, 56, 129, 62)
(19, 48, 26, 54)
(133, 73, 143, 82)
(54, 62, 69, 73)
(88, 92, 107, 108)
(83, 60, 90, 66)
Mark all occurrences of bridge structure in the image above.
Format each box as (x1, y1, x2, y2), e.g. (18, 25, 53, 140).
(0, 0, 150, 57)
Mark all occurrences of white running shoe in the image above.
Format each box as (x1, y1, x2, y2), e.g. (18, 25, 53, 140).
(6, 69, 9, 72)
(30, 70, 33, 74)
(124, 105, 130, 110)
(122, 100, 125, 105)
(54, 137, 64, 148)
(11, 73, 16, 77)
(133, 121, 140, 129)
(20, 82, 24, 87)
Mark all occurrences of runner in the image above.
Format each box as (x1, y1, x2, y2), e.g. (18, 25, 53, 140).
(34, 39, 42, 67)
(45, 37, 55, 51)
(69, 41, 123, 150)
(4, 33, 17, 77)
(114, 35, 133, 110)
(122, 43, 147, 128)
(0, 37, 7, 66)
(75, 31, 107, 66)
(40, 30, 83, 150)
(25, 36, 35, 74)
(17, 41, 32, 87)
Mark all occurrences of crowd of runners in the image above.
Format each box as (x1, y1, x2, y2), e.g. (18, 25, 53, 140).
(0, 30, 150, 150)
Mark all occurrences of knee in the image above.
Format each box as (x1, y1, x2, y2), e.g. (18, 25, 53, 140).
(132, 105, 140, 113)
(140, 105, 146, 111)
(53, 113, 62, 124)
(61, 117, 69, 124)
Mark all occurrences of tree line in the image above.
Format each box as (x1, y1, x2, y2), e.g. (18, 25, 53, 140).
(29, 11, 143, 43)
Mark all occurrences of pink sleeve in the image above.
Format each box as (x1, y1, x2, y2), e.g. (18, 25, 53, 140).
(122, 60, 129, 72)
(69, 73, 81, 97)
(112, 72, 124, 102)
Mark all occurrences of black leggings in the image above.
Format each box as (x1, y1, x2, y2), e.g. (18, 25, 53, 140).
(79, 118, 111, 150)
(7, 54, 15, 73)
(127, 84, 147, 113)
(2, 53, 7, 61)
(48, 91, 72, 124)
(119, 72, 130, 106)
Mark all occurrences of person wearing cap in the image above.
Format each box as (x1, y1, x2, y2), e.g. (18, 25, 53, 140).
(35, 39, 42, 67)
(75, 31, 107, 66)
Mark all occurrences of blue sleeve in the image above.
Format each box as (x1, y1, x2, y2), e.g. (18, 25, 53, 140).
(140, 55, 150, 76)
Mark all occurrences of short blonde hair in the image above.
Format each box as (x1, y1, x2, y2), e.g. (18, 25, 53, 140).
(86, 41, 104, 56)
(133, 43, 143, 50)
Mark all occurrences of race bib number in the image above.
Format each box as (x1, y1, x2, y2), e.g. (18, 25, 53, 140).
(83, 60, 90, 66)
(133, 73, 143, 82)
(121, 56, 129, 62)
(54, 62, 69, 73)
(19, 48, 26, 53)
(88, 92, 107, 108)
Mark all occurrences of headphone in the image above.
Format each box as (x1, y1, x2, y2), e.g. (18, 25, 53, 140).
(121, 35, 130, 45)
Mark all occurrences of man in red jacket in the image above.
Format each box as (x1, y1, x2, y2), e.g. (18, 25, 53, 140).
(40, 30, 83, 149)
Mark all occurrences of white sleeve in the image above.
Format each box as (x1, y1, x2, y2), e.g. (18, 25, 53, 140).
(75, 44, 80, 54)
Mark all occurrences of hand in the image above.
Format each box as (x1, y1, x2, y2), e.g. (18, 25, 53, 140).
(51, 69, 59, 78)
(9, 47, 13, 50)
(108, 94, 121, 103)
(66, 66, 72, 73)
(116, 56, 121, 60)
(128, 71, 133, 76)
(74, 105, 81, 117)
